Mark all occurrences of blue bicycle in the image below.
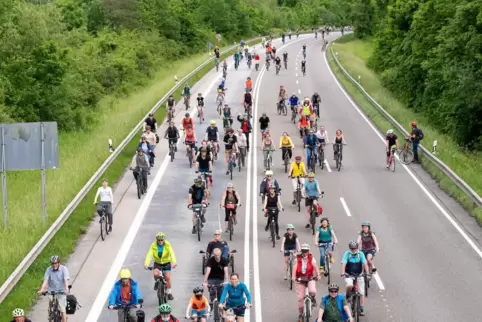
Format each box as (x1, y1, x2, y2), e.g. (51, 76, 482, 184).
(227, 151, 236, 180)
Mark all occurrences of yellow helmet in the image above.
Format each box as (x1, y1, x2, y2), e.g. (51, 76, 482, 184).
(119, 269, 131, 279)
(218, 89, 223, 93)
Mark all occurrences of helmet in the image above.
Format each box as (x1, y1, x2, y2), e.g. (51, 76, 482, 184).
(12, 309, 24, 317)
(292, 92, 296, 96)
(50, 256, 60, 264)
(119, 269, 131, 279)
(361, 221, 371, 228)
(280, 85, 284, 88)
(411, 121, 417, 127)
(262, 112, 267, 116)
(185, 113, 190, 117)
(156, 232, 166, 241)
(386, 129, 394, 135)
(286, 224, 295, 230)
(184, 82, 189, 87)
(349, 241, 358, 249)
(301, 244, 310, 251)
(136, 148, 143, 153)
(307, 172, 315, 178)
(210, 120, 216, 125)
(158, 303, 172, 314)
(247, 77, 251, 80)
(265, 170, 273, 176)
(328, 284, 339, 291)
(268, 184, 276, 189)
(193, 286, 203, 294)
(198, 93, 202, 96)
(200, 148, 207, 152)
(295, 156, 302, 161)
(194, 177, 202, 184)
(226, 182, 234, 188)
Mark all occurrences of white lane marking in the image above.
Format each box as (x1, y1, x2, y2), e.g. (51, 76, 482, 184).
(296, 67, 298, 71)
(298, 89, 301, 94)
(252, 35, 309, 322)
(86, 57, 237, 321)
(373, 273, 386, 290)
(323, 51, 482, 259)
(296, 80, 299, 84)
(296, 73, 298, 77)
(324, 160, 332, 172)
(340, 197, 352, 217)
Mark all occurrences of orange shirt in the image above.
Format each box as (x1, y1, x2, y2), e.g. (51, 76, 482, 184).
(189, 295, 208, 311)
(120, 281, 132, 304)
(298, 118, 309, 128)
(245, 80, 252, 89)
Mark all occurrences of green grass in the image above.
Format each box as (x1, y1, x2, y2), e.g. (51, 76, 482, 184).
(0, 37, 260, 317)
(328, 35, 482, 224)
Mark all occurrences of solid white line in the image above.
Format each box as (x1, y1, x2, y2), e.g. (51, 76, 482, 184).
(86, 57, 237, 322)
(340, 197, 352, 217)
(373, 273, 386, 290)
(323, 50, 482, 259)
(324, 160, 332, 172)
(243, 118, 252, 322)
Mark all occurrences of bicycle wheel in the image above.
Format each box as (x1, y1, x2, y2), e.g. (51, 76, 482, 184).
(365, 275, 369, 297)
(170, 146, 175, 162)
(230, 165, 233, 180)
(100, 216, 105, 241)
(297, 190, 301, 212)
(399, 148, 414, 165)
(137, 178, 141, 199)
(288, 259, 293, 290)
(325, 254, 331, 284)
(270, 221, 276, 248)
(277, 104, 282, 115)
(284, 155, 288, 173)
(390, 156, 396, 172)
(201, 255, 206, 275)
(311, 158, 316, 173)
(283, 105, 288, 116)
(229, 215, 233, 241)
(353, 295, 360, 322)
(336, 154, 342, 172)
(213, 301, 221, 322)
(230, 255, 235, 273)
(189, 152, 193, 168)
(158, 282, 167, 305)
(304, 299, 311, 321)
(311, 212, 315, 235)
(197, 217, 201, 242)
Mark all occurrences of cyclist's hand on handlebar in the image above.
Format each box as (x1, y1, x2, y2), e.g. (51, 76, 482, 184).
(108, 305, 114, 310)
(144, 266, 149, 270)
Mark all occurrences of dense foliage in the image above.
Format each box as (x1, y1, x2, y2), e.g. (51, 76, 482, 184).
(351, 0, 482, 150)
(0, 0, 350, 132)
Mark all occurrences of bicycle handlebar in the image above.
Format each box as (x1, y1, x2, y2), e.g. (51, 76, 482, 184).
(41, 291, 65, 296)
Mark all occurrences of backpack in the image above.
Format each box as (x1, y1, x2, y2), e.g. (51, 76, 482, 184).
(348, 252, 361, 261)
(417, 128, 424, 141)
(66, 294, 81, 314)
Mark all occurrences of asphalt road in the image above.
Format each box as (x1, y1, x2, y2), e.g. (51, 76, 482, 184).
(29, 33, 482, 322)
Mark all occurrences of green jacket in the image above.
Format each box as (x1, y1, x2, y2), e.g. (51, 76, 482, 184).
(144, 240, 177, 266)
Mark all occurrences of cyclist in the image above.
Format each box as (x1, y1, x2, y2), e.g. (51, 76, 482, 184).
(166, 94, 175, 114)
(164, 121, 180, 152)
(278, 85, 288, 109)
(302, 172, 322, 229)
(195, 147, 212, 185)
(299, 97, 313, 118)
(311, 92, 321, 118)
(139, 135, 155, 167)
(196, 140, 213, 159)
(235, 129, 247, 168)
(130, 148, 149, 189)
(222, 60, 228, 73)
(316, 125, 329, 146)
(282, 51, 288, 66)
(182, 113, 194, 131)
(356, 222, 380, 273)
(183, 83, 191, 107)
(222, 104, 233, 128)
(223, 128, 238, 175)
(206, 230, 230, 260)
(259, 170, 281, 199)
(262, 183, 283, 239)
(203, 248, 229, 303)
(184, 124, 197, 158)
(261, 132, 275, 170)
(11, 309, 32, 322)
(298, 115, 310, 139)
(237, 114, 252, 151)
(288, 29, 292, 39)
(151, 304, 180, 322)
(259, 112, 270, 137)
(245, 77, 253, 92)
(304, 129, 318, 169)
(253, 52, 260, 69)
(233, 51, 240, 69)
(385, 129, 400, 168)
(289, 93, 300, 112)
(301, 59, 306, 74)
(243, 90, 253, 116)
(94, 178, 114, 233)
(289, 156, 307, 204)
(188, 178, 208, 232)
(144, 232, 177, 300)
(410, 121, 423, 162)
(281, 224, 301, 280)
(214, 46, 220, 59)
(246, 50, 253, 66)
(107, 269, 143, 321)
(144, 125, 157, 147)
(197, 93, 205, 121)
(185, 286, 210, 322)
(302, 44, 307, 57)
(205, 120, 220, 155)
(219, 273, 252, 322)
(281, 33, 285, 43)
(37, 256, 69, 322)
(144, 112, 158, 132)
(341, 241, 369, 316)
(261, 36, 266, 47)
(279, 132, 294, 165)
(317, 284, 354, 322)
(275, 55, 282, 71)
(292, 244, 320, 322)
(333, 129, 346, 161)
(218, 77, 226, 92)
(314, 218, 338, 274)
(272, 46, 277, 58)
(220, 182, 241, 232)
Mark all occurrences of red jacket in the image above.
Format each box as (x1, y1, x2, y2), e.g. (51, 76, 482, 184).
(295, 254, 314, 279)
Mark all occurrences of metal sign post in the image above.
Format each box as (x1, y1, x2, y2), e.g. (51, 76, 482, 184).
(40, 123, 47, 223)
(1, 126, 8, 230)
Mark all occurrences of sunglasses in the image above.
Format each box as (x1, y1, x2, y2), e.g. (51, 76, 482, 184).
(329, 290, 338, 293)
(214, 233, 220, 236)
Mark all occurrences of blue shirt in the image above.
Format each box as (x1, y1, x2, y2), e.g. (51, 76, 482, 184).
(223, 108, 231, 118)
(305, 134, 317, 147)
(220, 282, 252, 307)
(157, 244, 165, 258)
(303, 180, 319, 197)
(341, 250, 367, 265)
(289, 96, 299, 106)
(108, 279, 142, 306)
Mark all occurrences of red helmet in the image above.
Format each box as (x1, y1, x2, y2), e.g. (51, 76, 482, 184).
(410, 121, 417, 127)
(295, 156, 302, 161)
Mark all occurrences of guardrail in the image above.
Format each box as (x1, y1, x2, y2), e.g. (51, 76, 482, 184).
(329, 45, 482, 210)
(0, 36, 263, 303)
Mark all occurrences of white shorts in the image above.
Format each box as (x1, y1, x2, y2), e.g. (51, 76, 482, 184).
(291, 178, 305, 191)
(49, 294, 67, 313)
(345, 276, 365, 296)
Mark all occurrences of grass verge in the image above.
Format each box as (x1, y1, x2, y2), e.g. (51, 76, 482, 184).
(0, 38, 260, 317)
(327, 35, 482, 224)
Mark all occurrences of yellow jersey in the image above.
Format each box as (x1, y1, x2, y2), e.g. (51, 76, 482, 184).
(280, 136, 294, 148)
(290, 162, 305, 177)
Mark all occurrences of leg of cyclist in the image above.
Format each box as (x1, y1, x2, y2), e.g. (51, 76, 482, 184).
(319, 245, 326, 271)
(291, 178, 297, 205)
(263, 149, 269, 169)
(224, 208, 230, 232)
(274, 209, 280, 239)
(225, 150, 231, 174)
(386, 150, 391, 168)
(306, 146, 312, 169)
(295, 282, 306, 318)
(304, 199, 312, 228)
(163, 265, 174, 300)
(307, 279, 317, 305)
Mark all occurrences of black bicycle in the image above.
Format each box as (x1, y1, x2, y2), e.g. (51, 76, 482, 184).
(306, 192, 324, 235)
(344, 273, 367, 322)
(334, 143, 346, 171)
(277, 100, 288, 116)
(42, 291, 64, 322)
(283, 148, 291, 173)
(265, 207, 279, 248)
(189, 203, 207, 242)
(307, 147, 317, 174)
(208, 283, 224, 322)
(276, 64, 281, 75)
(147, 267, 168, 305)
(319, 243, 334, 284)
(301, 64, 306, 76)
(112, 299, 144, 322)
(168, 139, 176, 162)
(97, 203, 109, 241)
(317, 142, 325, 169)
(133, 167, 148, 199)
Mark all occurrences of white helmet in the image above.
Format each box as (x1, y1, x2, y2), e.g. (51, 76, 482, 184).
(265, 170, 274, 176)
(12, 308, 24, 317)
(301, 244, 310, 251)
(386, 129, 394, 135)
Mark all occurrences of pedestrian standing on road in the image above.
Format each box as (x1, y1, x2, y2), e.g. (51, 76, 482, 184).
(10, 308, 32, 322)
(37, 256, 70, 322)
(237, 114, 252, 151)
(108, 269, 143, 322)
(410, 121, 424, 163)
(94, 178, 114, 232)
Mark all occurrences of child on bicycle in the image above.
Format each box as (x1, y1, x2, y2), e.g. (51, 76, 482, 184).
(185, 286, 210, 322)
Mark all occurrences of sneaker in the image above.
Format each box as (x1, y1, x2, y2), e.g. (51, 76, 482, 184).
(201, 215, 206, 223)
(292, 200, 296, 205)
(311, 296, 317, 307)
(153, 281, 159, 291)
(320, 266, 324, 273)
(265, 226, 269, 232)
(226, 171, 229, 175)
(192, 227, 196, 234)
(305, 224, 310, 229)
(386, 164, 389, 168)
(276, 235, 281, 240)
(108, 225, 112, 232)
(360, 308, 365, 316)
(330, 257, 334, 264)
(167, 293, 174, 301)
(284, 274, 287, 280)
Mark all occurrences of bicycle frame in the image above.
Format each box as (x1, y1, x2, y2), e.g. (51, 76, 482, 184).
(147, 267, 168, 305)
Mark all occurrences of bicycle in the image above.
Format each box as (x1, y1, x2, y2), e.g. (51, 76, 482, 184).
(265, 207, 279, 248)
(197, 105, 204, 124)
(147, 267, 168, 305)
(318, 243, 334, 284)
(168, 139, 176, 162)
(263, 148, 274, 171)
(283, 148, 291, 173)
(303, 50, 306, 59)
(227, 151, 236, 180)
(238, 146, 246, 171)
(132, 167, 148, 199)
(296, 277, 315, 322)
(184, 95, 190, 110)
(167, 108, 175, 123)
(221, 304, 248, 322)
(244, 102, 252, 119)
(185, 142, 197, 168)
(307, 146, 317, 174)
(247, 59, 252, 69)
(290, 176, 303, 212)
(277, 100, 288, 116)
(284, 59, 288, 69)
(301, 65, 306, 76)
(399, 137, 415, 165)
(112, 299, 144, 322)
(255, 61, 260, 71)
(42, 290, 65, 322)
(216, 97, 224, 117)
(222, 67, 227, 79)
(265, 60, 270, 71)
(344, 273, 366, 322)
(97, 203, 109, 241)
(286, 249, 297, 290)
(333, 143, 346, 171)
(305, 195, 321, 236)
(223, 201, 238, 241)
(291, 106, 298, 124)
(189, 203, 207, 242)
(209, 140, 218, 162)
(388, 145, 397, 172)
(317, 142, 325, 169)
(275, 64, 281, 75)
(207, 283, 224, 322)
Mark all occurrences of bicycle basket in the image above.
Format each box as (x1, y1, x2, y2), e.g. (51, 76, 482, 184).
(66, 294, 81, 315)
(192, 204, 203, 212)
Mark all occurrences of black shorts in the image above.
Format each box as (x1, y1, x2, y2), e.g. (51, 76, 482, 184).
(154, 262, 172, 272)
(225, 207, 237, 221)
(305, 197, 318, 207)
